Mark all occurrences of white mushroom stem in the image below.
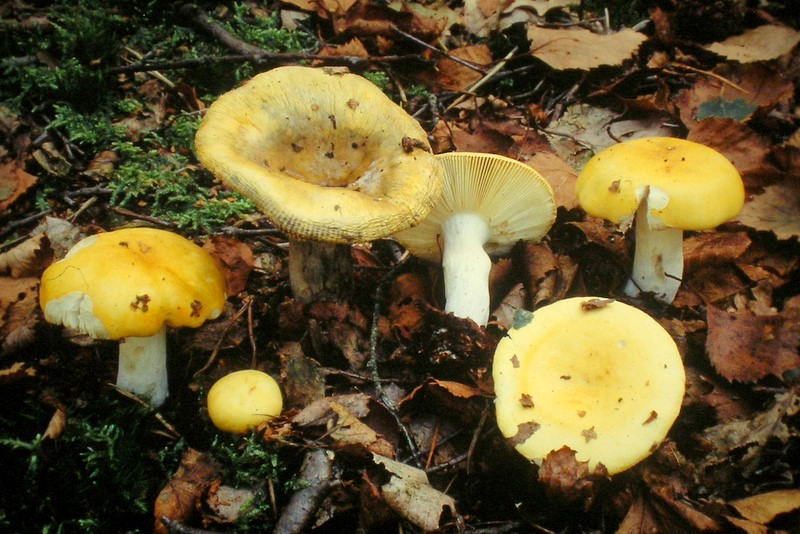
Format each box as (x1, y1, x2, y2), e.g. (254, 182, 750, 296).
(117, 326, 169, 407)
(624, 187, 684, 303)
(441, 212, 492, 326)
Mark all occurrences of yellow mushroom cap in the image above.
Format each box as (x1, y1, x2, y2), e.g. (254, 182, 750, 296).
(493, 297, 685, 474)
(393, 152, 556, 262)
(575, 137, 744, 230)
(194, 66, 443, 244)
(207, 370, 283, 434)
(39, 228, 227, 340)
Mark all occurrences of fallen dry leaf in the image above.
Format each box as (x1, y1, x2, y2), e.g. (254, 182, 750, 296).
(0, 160, 37, 211)
(528, 26, 646, 71)
(154, 448, 221, 534)
(706, 304, 800, 383)
(699, 390, 800, 476)
(730, 488, 800, 526)
(0, 361, 36, 384)
(736, 182, 800, 240)
(539, 446, 607, 508)
(705, 24, 800, 63)
(203, 235, 254, 296)
(431, 44, 492, 91)
(329, 401, 395, 457)
(372, 453, 456, 532)
(0, 277, 39, 357)
(682, 232, 751, 273)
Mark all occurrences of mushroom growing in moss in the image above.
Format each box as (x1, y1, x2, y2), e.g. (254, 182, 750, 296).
(39, 227, 227, 406)
(194, 66, 443, 303)
(493, 297, 685, 474)
(207, 370, 283, 434)
(394, 152, 556, 326)
(576, 137, 744, 303)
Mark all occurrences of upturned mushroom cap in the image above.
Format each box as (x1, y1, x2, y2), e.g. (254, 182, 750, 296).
(493, 297, 685, 474)
(194, 66, 443, 244)
(39, 227, 226, 340)
(575, 137, 744, 230)
(394, 152, 556, 262)
(207, 370, 283, 434)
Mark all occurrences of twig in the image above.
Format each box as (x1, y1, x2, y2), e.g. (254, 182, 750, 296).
(273, 448, 336, 534)
(0, 210, 50, 241)
(180, 3, 266, 56)
(391, 26, 486, 74)
(111, 206, 175, 227)
(367, 252, 422, 465)
(667, 62, 753, 95)
(123, 46, 175, 88)
(107, 52, 424, 75)
(194, 296, 253, 377)
(445, 46, 518, 111)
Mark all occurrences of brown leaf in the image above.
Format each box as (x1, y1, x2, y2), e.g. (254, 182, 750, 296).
(0, 362, 36, 384)
(524, 151, 578, 210)
(528, 26, 646, 71)
(539, 446, 606, 508)
(682, 231, 751, 273)
(699, 390, 800, 472)
(0, 277, 40, 357)
(42, 407, 67, 441)
(0, 160, 37, 211)
(686, 119, 777, 185)
(372, 453, 456, 532)
(736, 181, 800, 240)
(673, 264, 746, 308)
(431, 44, 492, 91)
(329, 401, 395, 457)
(203, 236, 253, 296)
(706, 305, 800, 383)
(730, 489, 800, 526)
(154, 448, 221, 534)
(705, 24, 800, 63)
(279, 341, 326, 409)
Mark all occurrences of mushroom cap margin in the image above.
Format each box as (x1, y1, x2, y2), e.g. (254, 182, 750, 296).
(195, 66, 443, 244)
(492, 297, 685, 474)
(575, 137, 744, 230)
(39, 227, 227, 340)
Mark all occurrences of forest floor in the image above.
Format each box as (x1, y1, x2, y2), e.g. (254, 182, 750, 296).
(1, 1, 799, 533)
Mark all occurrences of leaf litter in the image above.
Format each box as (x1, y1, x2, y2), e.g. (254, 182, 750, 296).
(1, 1, 799, 532)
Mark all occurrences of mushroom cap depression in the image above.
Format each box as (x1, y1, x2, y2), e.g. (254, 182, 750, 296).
(39, 227, 227, 340)
(493, 297, 685, 474)
(207, 369, 283, 434)
(194, 66, 443, 244)
(575, 137, 744, 230)
(393, 152, 556, 262)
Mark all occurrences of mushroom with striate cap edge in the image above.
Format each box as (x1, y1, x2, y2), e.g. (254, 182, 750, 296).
(492, 297, 686, 475)
(39, 227, 227, 407)
(393, 152, 556, 326)
(575, 136, 744, 303)
(194, 65, 443, 303)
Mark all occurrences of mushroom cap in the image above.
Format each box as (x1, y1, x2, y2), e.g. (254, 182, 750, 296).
(207, 370, 283, 434)
(493, 297, 685, 474)
(194, 66, 443, 244)
(393, 152, 556, 262)
(575, 137, 744, 230)
(39, 228, 227, 340)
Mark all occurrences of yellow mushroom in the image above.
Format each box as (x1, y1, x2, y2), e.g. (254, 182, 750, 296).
(492, 297, 685, 474)
(207, 370, 283, 434)
(194, 66, 443, 302)
(576, 137, 744, 303)
(394, 152, 555, 326)
(39, 227, 227, 406)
